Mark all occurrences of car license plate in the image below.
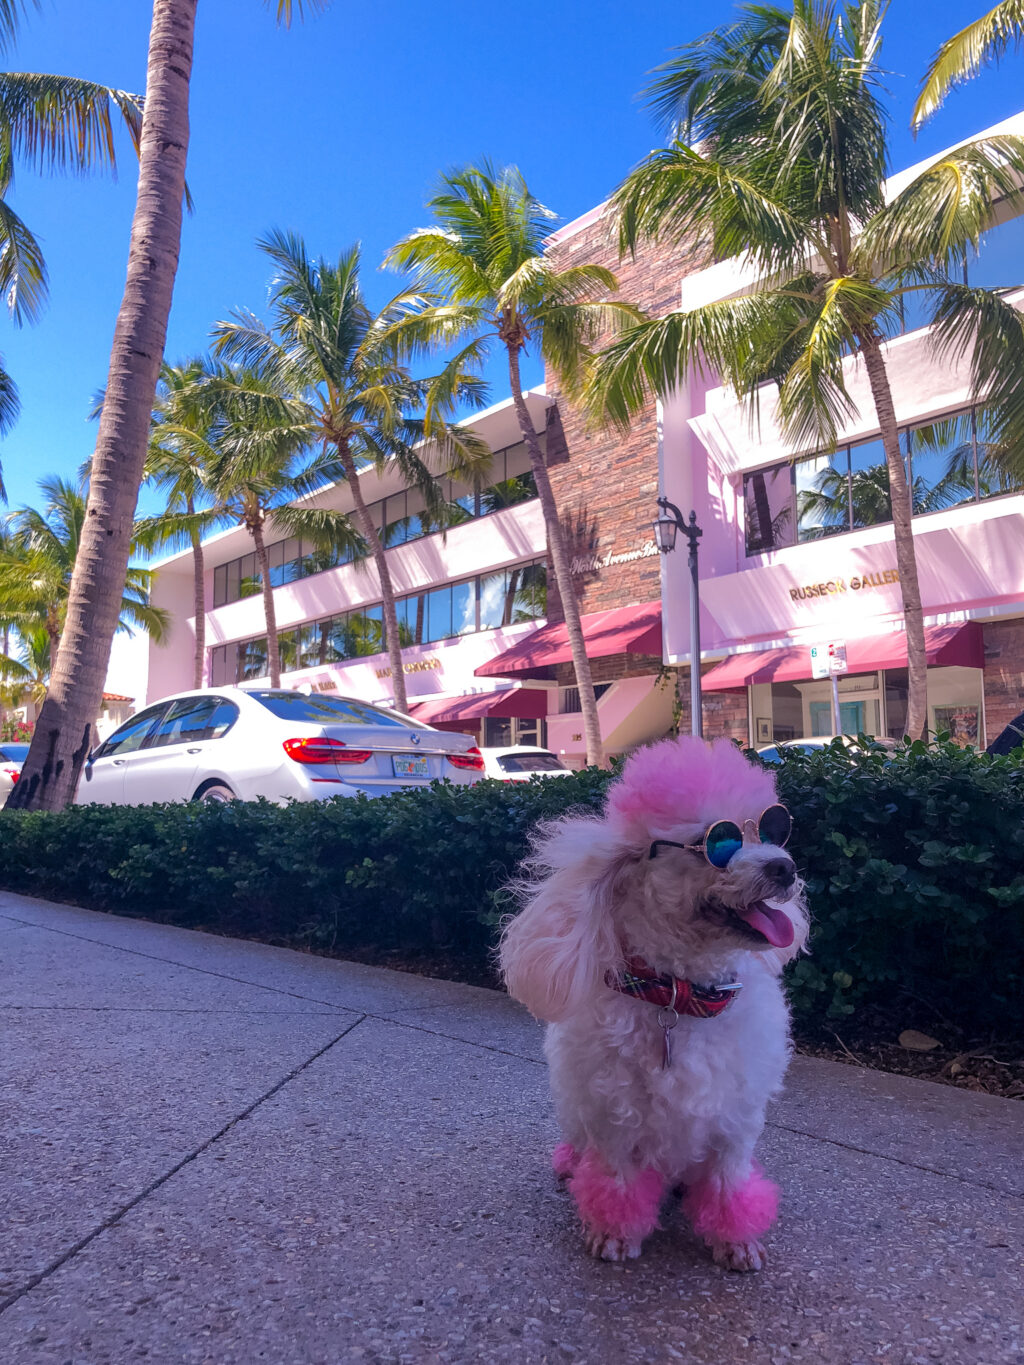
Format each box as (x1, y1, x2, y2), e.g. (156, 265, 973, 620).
(392, 754, 429, 778)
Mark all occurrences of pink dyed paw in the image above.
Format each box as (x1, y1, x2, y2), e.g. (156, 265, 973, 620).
(567, 1151, 664, 1262)
(712, 1239, 766, 1273)
(585, 1230, 643, 1262)
(551, 1142, 579, 1179)
(682, 1165, 779, 1246)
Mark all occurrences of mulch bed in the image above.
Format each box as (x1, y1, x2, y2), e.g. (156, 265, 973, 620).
(793, 1005, 1024, 1101)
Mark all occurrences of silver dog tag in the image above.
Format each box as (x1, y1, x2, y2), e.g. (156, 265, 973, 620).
(656, 1006, 679, 1069)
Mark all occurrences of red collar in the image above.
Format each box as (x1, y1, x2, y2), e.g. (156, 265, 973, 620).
(606, 955, 742, 1019)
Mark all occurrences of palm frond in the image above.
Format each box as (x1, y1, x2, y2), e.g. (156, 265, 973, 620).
(612, 141, 811, 273)
(132, 506, 225, 557)
(930, 280, 1024, 481)
(854, 135, 1024, 276)
(586, 288, 807, 428)
(775, 276, 895, 451)
(0, 73, 143, 172)
(913, 1, 1024, 128)
(0, 2, 39, 57)
(269, 0, 330, 24)
(0, 349, 18, 446)
(267, 504, 365, 558)
(642, 4, 791, 138)
(0, 192, 46, 322)
(384, 228, 495, 304)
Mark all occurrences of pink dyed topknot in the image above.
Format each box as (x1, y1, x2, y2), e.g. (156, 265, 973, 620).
(606, 735, 778, 842)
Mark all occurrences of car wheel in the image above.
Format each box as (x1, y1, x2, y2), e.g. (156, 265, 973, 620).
(195, 782, 235, 805)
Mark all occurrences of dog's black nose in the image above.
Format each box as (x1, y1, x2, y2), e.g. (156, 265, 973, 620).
(764, 858, 796, 890)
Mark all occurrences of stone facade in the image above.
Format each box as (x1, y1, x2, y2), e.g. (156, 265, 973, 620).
(983, 619, 1024, 739)
(542, 210, 700, 623)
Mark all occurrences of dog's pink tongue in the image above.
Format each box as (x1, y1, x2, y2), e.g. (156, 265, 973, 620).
(736, 900, 795, 949)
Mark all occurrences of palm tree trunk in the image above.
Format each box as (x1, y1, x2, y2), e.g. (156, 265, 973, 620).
(506, 344, 604, 767)
(859, 336, 928, 739)
(189, 497, 205, 689)
(250, 516, 281, 688)
(335, 443, 409, 713)
(6, 0, 196, 811)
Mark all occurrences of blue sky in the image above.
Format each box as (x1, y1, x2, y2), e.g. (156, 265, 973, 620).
(1, 0, 1021, 514)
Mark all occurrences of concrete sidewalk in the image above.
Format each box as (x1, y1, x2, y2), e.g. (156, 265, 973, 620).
(0, 893, 1021, 1365)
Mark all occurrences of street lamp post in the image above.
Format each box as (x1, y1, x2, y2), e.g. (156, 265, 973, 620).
(653, 498, 703, 738)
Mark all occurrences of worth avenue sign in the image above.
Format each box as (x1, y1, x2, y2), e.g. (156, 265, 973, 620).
(571, 540, 660, 575)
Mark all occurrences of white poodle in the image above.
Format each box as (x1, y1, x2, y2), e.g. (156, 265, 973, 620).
(500, 735, 808, 1272)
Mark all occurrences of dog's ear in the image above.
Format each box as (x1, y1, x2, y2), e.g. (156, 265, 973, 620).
(499, 815, 627, 1023)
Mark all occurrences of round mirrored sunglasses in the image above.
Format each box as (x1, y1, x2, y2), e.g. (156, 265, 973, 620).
(649, 804, 792, 870)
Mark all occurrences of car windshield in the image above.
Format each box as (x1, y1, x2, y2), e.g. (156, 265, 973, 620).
(0, 743, 29, 761)
(496, 752, 566, 773)
(247, 690, 425, 728)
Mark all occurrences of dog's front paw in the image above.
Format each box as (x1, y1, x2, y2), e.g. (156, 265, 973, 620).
(585, 1230, 643, 1262)
(711, 1239, 766, 1272)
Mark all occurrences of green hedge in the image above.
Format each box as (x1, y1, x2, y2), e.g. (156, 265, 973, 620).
(0, 740, 1020, 1034)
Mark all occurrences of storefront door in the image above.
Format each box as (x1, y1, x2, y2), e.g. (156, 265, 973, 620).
(809, 700, 866, 737)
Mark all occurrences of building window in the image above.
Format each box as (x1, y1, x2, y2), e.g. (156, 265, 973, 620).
(895, 202, 1024, 335)
(483, 715, 547, 748)
(745, 402, 1022, 557)
(796, 450, 849, 541)
(207, 439, 542, 609)
(559, 683, 613, 713)
(743, 465, 794, 553)
(208, 559, 546, 683)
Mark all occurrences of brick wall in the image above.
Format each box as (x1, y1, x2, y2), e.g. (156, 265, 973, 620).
(542, 211, 700, 623)
(553, 653, 663, 688)
(983, 619, 1024, 741)
(670, 666, 750, 746)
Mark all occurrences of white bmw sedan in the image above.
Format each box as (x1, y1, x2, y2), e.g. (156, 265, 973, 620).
(76, 687, 485, 806)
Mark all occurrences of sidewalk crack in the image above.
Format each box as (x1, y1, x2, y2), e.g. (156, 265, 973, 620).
(0, 1014, 367, 1317)
(765, 1118, 1024, 1200)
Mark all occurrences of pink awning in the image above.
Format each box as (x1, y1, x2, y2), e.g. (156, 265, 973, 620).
(701, 622, 985, 692)
(409, 687, 548, 725)
(475, 601, 662, 680)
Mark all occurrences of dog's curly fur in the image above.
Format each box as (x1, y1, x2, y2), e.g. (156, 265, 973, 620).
(500, 736, 809, 1271)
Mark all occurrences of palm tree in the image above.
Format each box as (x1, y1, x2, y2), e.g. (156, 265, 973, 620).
(0, 6, 145, 469)
(212, 231, 490, 712)
(196, 360, 367, 689)
(11, 0, 325, 811)
(588, 0, 1024, 739)
(133, 360, 229, 688)
(384, 165, 640, 766)
(0, 622, 50, 710)
(913, 2, 1024, 127)
(0, 475, 168, 665)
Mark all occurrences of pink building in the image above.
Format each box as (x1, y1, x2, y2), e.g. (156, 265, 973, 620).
(144, 113, 1024, 758)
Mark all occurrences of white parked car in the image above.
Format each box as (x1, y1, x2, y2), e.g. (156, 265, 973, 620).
(757, 736, 896, 763)
(76, 687, 485, 806)
(0, 741, 29, 798)
(480, 745, 573, 782)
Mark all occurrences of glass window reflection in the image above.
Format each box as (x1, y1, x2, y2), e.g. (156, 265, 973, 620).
(744, 465, 794, 553)
(797, 450, 849, 540)
(848, 437, 891, 528)
(907, 413, 977, 512)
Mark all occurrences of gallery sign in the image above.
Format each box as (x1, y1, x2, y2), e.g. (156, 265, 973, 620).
(789, 567, 899, 603)
(374, 657, 441, 680)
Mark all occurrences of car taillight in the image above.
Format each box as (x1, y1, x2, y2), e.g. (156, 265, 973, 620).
(3, 767, 18, 784)
(446, 746, 485, 772)
(283, 737, 372, 765)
